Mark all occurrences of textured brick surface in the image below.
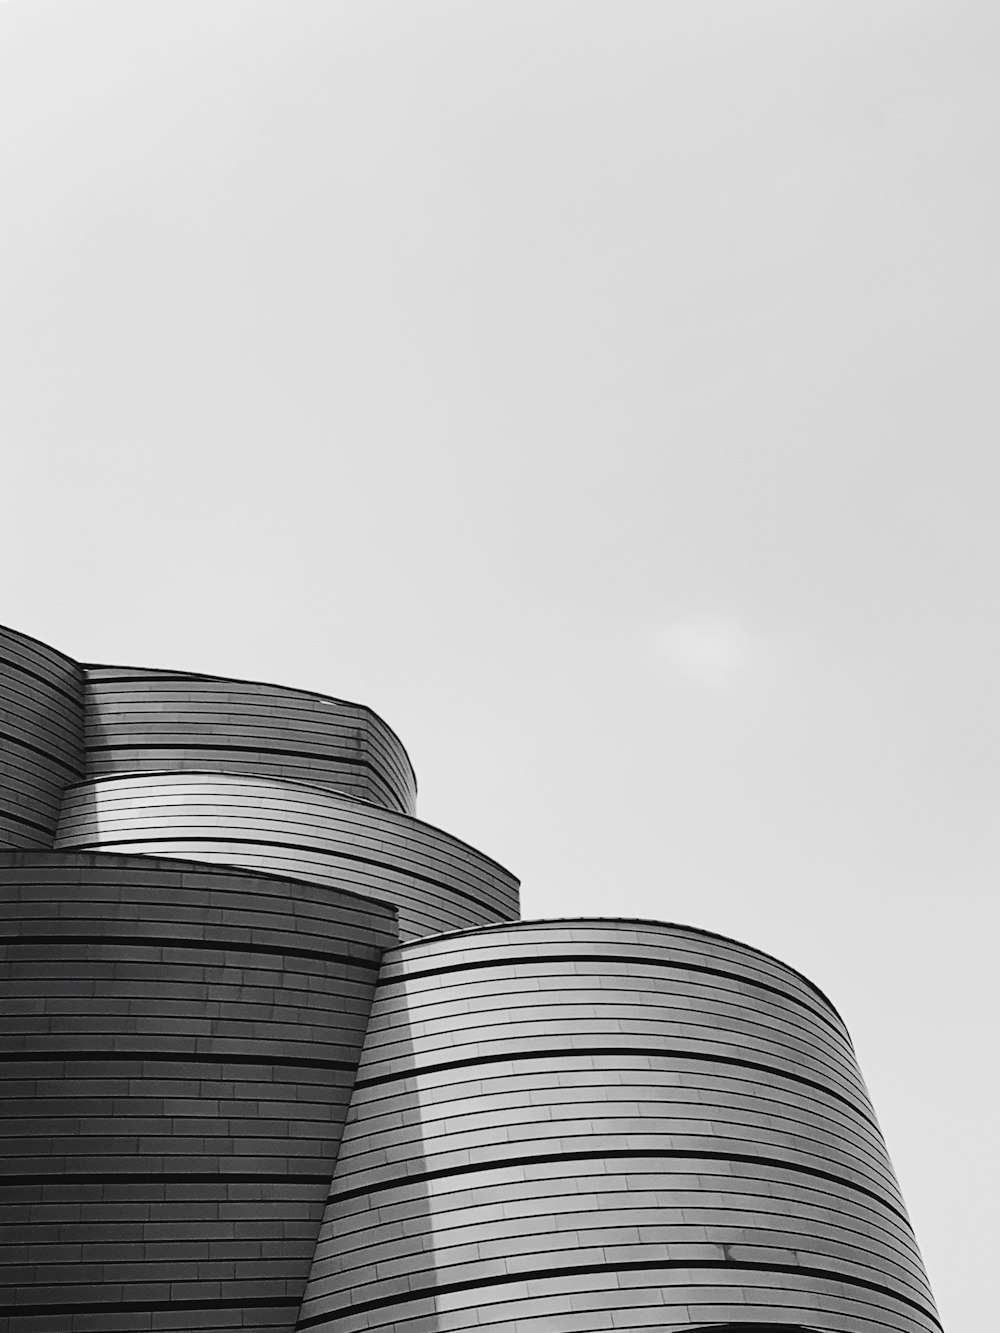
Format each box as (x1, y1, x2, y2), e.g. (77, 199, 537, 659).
(0, 852, 397, 1333)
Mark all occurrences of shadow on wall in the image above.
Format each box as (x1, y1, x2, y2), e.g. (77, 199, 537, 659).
(0, 627, 84, 849)
(296, 988, 440, 1333)
(294, 919, 940, 1333)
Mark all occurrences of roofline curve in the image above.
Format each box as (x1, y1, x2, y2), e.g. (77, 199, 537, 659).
(391, 914, 846, 1026)
(84, 661, 418, 795)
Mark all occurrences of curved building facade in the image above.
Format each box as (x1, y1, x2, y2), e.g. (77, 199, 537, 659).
(83, 665, 417, 815)
(0, 623, 938, 1333)
(300, 922, 936, 1333)
(55, 772, 517, 941)
(1, 850, 395, 1333)
(0, 629, 83, 849)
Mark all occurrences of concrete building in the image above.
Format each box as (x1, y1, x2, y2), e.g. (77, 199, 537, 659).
(0, 623, 939, 1333)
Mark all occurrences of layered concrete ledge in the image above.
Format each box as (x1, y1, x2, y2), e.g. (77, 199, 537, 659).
(55, 772, 519, 941)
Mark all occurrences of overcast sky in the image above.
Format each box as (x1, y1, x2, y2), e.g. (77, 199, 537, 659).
(1, 3, 996, 1327)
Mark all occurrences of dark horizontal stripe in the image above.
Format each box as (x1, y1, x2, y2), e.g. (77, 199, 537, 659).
(0, 653, 82, 708)
(87, 745, 365, 764)
(0, 1049, 359, 1072)
(354, 1044, 878, 1130)
(687, 1327, 818, 1332)
(294, 1256, 940, 1330)
(0, 1294, 298, 1318)
(0, 728, 83, 780)
(1, 1170, 330, 1187)
(3, 932, 382, 972)
(327, 1144, 908, 1226)
(86, 672, 369, 713)
(387, 951, 847, 1040)
(87, 741, 401, 794)
(67, 835, 508, 918)
(0, 808, 54, 837)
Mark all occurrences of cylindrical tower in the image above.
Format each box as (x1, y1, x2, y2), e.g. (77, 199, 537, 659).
(298, 919, 939, 1333)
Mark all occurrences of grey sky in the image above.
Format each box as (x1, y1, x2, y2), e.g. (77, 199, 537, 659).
(1, 3, 996, 1326)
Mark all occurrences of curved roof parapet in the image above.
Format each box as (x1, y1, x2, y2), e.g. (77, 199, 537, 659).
(0, 624, 84, 848)
(84, 663, 417, 814)
(392, 913, 847, 1028)
(298, 917, 938, 1333)
(0, 622, 418, 824)
(55, 771, 519, 942)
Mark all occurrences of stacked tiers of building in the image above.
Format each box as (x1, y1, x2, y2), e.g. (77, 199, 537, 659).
(0, 624, 939, 1333)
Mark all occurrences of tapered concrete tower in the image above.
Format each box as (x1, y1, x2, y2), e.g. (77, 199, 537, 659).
(0, 623, 939, 1333)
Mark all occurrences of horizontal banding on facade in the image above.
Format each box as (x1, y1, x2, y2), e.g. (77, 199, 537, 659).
(0, 624, 938, 1333)
(0, 626, 84, 850)
(0, 852, 397, 1333)
(297, 919, 938, 1333)
(84, 666, 418, 816)
(54, 774, 520, 941)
